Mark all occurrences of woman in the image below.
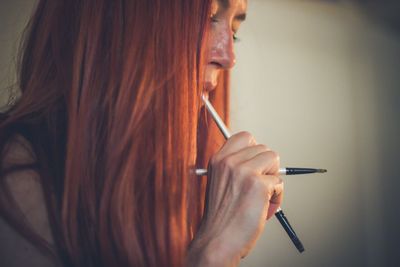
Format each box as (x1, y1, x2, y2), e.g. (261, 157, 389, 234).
(0, 0, 283, 266)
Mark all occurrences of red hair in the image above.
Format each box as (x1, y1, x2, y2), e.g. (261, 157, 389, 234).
(0, 0, 229, 266)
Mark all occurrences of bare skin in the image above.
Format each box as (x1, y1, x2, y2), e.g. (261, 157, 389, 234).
(0, 135, 59, 267)
(187, 0, 284, 266)
(204, 0, 247, 95)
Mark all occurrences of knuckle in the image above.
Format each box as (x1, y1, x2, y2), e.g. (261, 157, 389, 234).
(237, 131, 256, 145)
(209, 154, 220, 166)
(265, 182, 275, 195)
(269, 175, 282, 185)
(238, 131, 252, 138)
(268, 150, 280, 163)
(274, 177, 284, 194)
(220, 156, 236, 171)
(264, 175, 282, 192)
(278, 181, 284, 192)
(257, 144, 269, 151)
(242, 174, 262, 192)
(233, 163, 251, 178)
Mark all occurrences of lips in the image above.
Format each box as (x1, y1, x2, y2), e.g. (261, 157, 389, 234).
(204, 64, 219, 94)
(202, 80, 216, 105)
(202, 81, 216, 106)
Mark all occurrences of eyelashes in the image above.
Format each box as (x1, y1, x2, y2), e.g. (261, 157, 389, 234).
(233, 32, 240, 43)
(210, 13, 218, 22)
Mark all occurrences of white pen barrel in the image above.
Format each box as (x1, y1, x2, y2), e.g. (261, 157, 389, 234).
(195, 168, 287, 176)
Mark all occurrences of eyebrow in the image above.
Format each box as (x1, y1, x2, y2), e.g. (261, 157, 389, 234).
(217, 0, 247, 22)
(217, 0, 230, 9)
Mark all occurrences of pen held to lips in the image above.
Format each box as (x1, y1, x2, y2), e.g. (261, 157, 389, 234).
(199, 94, 327, 177)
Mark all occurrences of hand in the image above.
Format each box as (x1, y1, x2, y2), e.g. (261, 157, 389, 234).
(187, 131, 283, 266)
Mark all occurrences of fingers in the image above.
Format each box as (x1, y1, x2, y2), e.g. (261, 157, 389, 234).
(239, 150, 280, 175)
(259, 175, 284, 220)
(211, 131, 279, 176)
(259, 175, 283, 201)
(267, 179, 284, 220)
(208, 130, 283, 220)
(216, 131, 257, 160)
(214, 145, 280, 176)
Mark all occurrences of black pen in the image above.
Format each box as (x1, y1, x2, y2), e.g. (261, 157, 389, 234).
(195, 167, 326, 176)
(201, 94, 324, 253)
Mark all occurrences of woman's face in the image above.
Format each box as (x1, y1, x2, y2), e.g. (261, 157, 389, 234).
(204, 0, 247, 96)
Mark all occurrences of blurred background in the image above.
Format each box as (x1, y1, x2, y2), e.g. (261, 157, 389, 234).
(1, 0, 399, 266)
(231, 1, 400, 266)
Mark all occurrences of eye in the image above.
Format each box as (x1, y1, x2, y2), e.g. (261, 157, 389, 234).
(233, 32, 240, 43)
(210, 13, 218, 23)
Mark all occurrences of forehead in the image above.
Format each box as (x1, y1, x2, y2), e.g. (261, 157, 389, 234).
(215, 0, 247, 11)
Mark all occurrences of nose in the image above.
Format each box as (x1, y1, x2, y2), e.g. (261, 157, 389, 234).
(210, 27, 236, 69)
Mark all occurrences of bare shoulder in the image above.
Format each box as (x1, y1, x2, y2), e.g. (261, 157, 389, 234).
(0, 217, 58, 267)
(0, 134, 59, 267)
(2, 134, 37, 168)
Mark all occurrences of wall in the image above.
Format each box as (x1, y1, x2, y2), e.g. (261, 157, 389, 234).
(231, 1, 400, 266)
(0, 0, 36, 110)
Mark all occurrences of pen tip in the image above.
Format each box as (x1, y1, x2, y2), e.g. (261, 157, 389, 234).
(317, 169, 327, 173)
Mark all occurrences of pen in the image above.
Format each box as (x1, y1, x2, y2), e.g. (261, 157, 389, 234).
(195, 167, 327, 176)
(201, 94, 310, 253)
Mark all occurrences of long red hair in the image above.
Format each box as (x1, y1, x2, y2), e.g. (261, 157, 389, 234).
(0, 0, 229, 266)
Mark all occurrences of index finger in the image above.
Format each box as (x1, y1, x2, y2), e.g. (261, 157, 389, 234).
(216, 131, 258, 159)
